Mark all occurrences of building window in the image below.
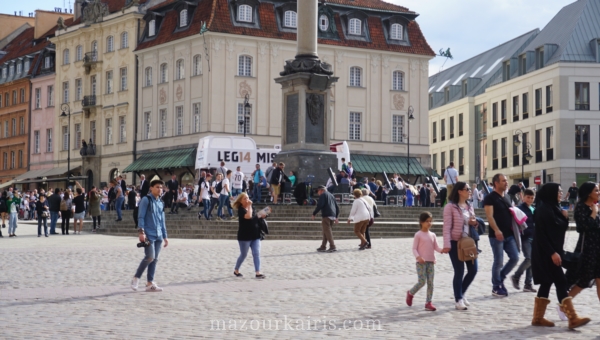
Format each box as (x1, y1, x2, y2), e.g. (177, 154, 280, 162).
(193, 55, 201, 75)
(546, 127, 553, 161)
(449, 116, 455, 139)
(535, 88, 542, 115)
(62, 82, 69, 103)
(91, 40, 98, 56)
(9, 65, 14, 78)
(1, 67, 6, 78)
(444, 88, 450, 103)
(18, 150, 22, 168)
(238, 55, 252, 77)
(522, 93, 529, 119)
(535, 129, 542, 163)
(180, 9, 188, 27)
(149, 19, 156, 37)
(492, 139, 498, 170)
(105, 118, 113, 144)
(0, 93, 2, 108)
(193, 102, 201, 133)
(450, 149, 455, 164)
(24, 59, 30, 73)
(19, 88, 24, 103)
(501, 138, 507, 168)
(458, 148, 464, 175)
(74, 123, 81, 149)
(462, 80, 468, 97)
(522, 132, 530, 165)
(120, 68, 127, 91)
(75, 78, 82, 100)
(513, 135, 519, 167)
(17, 62, 22, 74)
(349, 112, 361, 140)
(432, 121, 437, 143)
(512, 96, 519, 122)
(11, 118, 16, 136)
(319, 15, 329, 31)
(546, 85, 553, 113)
(19, 117, 23, 135)
(91, 75, 97, 96)
(458, 113, 463, 136)
(575, 82, 589, 110)
(46, 128, 52, 152)
(63, 49, 70, 65)
(2, 153, 5, 170)
(237, 103, 251, 134)
(160, 63, 168, 83)
(119, 116, 126, 143)
(76, 45, 82, 61)
(519, 54, 526, 75)
(145, 67, 152, 86)
(4, 121, 7, 138)
(107, 36, 114, 52)
(90, 121, 96, 144)
(10, 151, 14, 169)
(62, 126, 69, 151)
(160, 109, 167, 137)
(47, 85, 54, 107)
(349, 66, 362, 87)
(12, 90, 17, 105)
(238, 4, 253, 22)
(176, 59, 184, 80)
(175, 106, 184, 135)
(348, 18, 361, 35)
(575, 125, 590, 159)
(121, 31, 129, 49)
(392, 71, 404, 90)
(536, 47, 544, 69)
(284, 11, 297, 28)
(392, 115, 404, 143)
(432, 154, 437, 174)
(500, 100, 507, 125)
(44, 57, 51, 69)
(106, 71, 113, 94)
(441, 119, 446, 141)
(34, 131, 40, 153)
(144, 112, 151, 140)
(390, 23, 403, 40)
(441, 152, 446, 172)
(503, 60, 510, 81)
(35, 88, 41, 109)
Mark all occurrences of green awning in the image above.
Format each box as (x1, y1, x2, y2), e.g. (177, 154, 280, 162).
(350, 154, 429, 176)
(431, 169, 442, 179)
(122, 148, 196, 173)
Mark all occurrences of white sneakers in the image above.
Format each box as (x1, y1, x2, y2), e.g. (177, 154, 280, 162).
(455, 299, 468, 310)
(462, 296, 471, 306)
(131, 277, 163, 292)
(131, 277, 139, 291)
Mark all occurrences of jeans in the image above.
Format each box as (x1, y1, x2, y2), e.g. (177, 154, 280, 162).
(61, 210, 71, 234)
(208, 197, 219, 218)
(253, 185, 262, 203)
(92, 216, 101, 229)
(49, 211, 59, 234)
(201, 199, 210, 220)
(217, 195, 233, 218)
(489, 235, 519, 287)
(448, 240, 478, 302)
(115, 196, 125, 220)
(8, 212, 18, 234)
(514, 237, 533, 285)
(37, 216, 48, 236)
(235, 239, 261, 272)
(134, 239, 163, 283)
(232, 189, 242, 197)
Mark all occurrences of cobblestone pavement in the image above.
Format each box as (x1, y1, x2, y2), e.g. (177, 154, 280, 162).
(1, 220, 599, 339)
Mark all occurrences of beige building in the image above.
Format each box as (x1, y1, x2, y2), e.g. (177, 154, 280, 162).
(429, 0, 600, 188)
(128, 0, 435, 183)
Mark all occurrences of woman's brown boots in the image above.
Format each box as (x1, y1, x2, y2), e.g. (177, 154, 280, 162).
(559, 297, 591, 329)
(531, 297, 555, 327)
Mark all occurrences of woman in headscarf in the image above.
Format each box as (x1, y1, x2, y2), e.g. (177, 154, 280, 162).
(530, 183, 590, 329)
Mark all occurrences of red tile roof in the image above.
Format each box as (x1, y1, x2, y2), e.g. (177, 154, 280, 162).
(0, 27, 55, 70)
(136, 0, 434, 57)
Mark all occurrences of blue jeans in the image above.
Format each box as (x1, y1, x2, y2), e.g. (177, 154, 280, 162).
(235, 239, 261, 272)
(115, 196, 125, 220)
(489, 235, 520, 287)
(232, 189, 242, 197)
(253, 185, 262, 203)
(217, 195, 232, 218)
(514, 237, 533, 285)
(50, 211, 59, 234)
(134, 239, 163, 283)
(8, 212, 18, 234)
(201, 199, 210, 220)
(448, 240, 478, 302)
(37, 216, 48, 236)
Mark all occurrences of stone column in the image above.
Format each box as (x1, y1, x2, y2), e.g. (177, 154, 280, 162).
(296, 1, 318, 58)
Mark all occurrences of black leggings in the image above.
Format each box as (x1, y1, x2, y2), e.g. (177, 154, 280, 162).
(537, 274, 569, 302)
(61, 210, 71, 234)
(92, 216, 101, 229)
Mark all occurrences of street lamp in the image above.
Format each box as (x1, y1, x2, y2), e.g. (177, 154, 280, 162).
(60, 103, 71, 182)
(406, 105, 415, 181)
(513, 129, 533, 184)
(238, 93, 251, 137)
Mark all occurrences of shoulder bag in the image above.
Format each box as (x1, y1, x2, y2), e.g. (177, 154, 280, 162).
(452, 203, 478, 263)
(359, 198, 374, 227)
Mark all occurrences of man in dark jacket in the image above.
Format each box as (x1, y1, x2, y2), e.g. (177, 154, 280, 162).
(269, 162, 289, 205)
(47, 188, 62, 235)
(139, 174, 150, 198)
(419, 185, 429, 207)
(312, 185, 339, 252)
(511, 189, 537, 293)
(166, 175, 179, 213)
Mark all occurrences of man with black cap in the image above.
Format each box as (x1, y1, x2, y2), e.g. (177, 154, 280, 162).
(311, 185, 339, 252)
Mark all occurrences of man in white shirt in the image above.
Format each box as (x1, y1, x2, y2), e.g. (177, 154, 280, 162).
(217, 170, 234, 220)
(198, 173, 212, 220)
(231, 166, 244, 197)
(444, 162, 459, 197)
(172, 187, 188, 213)
(207, 173, 221, 220)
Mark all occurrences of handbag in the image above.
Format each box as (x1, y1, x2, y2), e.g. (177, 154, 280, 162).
(452, 203, 478, 263)
(563, 233, 584, 271)
(41, 211, 49, 218)
(359, 198, 374, 227)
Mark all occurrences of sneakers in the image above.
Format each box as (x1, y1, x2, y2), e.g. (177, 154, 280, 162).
(406, 291, 414, 307)
(316, 247, 327, 252)
(425, 302, 437, 311)
(231, 216, 238, 220)
(145, 282, 163, 292)
(462, 296, 471, 306)
(492, 285, 508, 297)
(523, 284, 537, 293)
(511, 275, 521, 290)
(131, 277, 139, 291)
(326, 248, 337, 253)
(455, 299, 468, 310)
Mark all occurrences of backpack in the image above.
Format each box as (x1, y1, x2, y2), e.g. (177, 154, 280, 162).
(60, 198, 68, 211)
(215, 181, 223, 194)
(108, 187, 116, 200)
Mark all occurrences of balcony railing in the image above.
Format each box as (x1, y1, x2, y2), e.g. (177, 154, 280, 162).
(83, 51, 98, 64)
(80, 142, 97, 156)
(82, 95, 96, 108)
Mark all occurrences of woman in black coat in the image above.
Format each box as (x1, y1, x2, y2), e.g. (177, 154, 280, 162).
(531, 183, 589, 329)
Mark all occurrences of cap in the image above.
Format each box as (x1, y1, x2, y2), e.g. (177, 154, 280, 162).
(316, 185, 327, 190)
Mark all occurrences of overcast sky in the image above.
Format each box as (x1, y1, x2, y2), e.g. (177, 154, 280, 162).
(6, 0, 574, 75)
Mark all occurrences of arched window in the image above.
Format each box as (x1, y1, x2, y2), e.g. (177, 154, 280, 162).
(149, 19, 156, 37)
(107, 36, 114, 52)
(176, 59, 184, 80)
(145, 67, 152, 86)
(349, 66, 362, 87)
(91, 41, 98, 61)
(180, 9, 188, 27)
(63, 49, 70, 65)
(76, 45, 83, 61)
(349, 18, 361, 35)
(392, 71, 404, 90)
(390, 23, 403, 40)
(121, 32, 129, 49)
(193, 55, 201, 75)
(319, 15, 329, 32)
(238, 55, 252, 76)
(284, 11, 297, 28)
(238, 4, 252, 22)
(160, 63, 168, 83)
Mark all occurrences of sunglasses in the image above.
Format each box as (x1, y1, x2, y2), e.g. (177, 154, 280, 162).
(462, 188, 472, 192)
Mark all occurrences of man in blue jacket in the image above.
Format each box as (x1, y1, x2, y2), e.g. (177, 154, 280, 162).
(312, 185, 340, 252)
(511, 189, 537, 292)
(131, 179, 169, 292)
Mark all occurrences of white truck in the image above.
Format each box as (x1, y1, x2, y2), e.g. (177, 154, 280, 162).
(195, 136, 350, 176)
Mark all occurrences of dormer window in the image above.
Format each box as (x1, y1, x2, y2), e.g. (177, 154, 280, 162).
(319, 15, 329, 31)
(24, 59, 29, 73)
(16, 61, 22, 74)
(284, 10, 297, 28)
(180, 9, 187, 27)
(536, 47, 544, 69)
(45, 57, 51, 68)
(349, 18, 361, 35)
(9, 65, 14, 77)
(390, 23, 403, 40)
(238, 4, 252, 22)
(2, 67, 7, 78)
(149, 19, 156, 37)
